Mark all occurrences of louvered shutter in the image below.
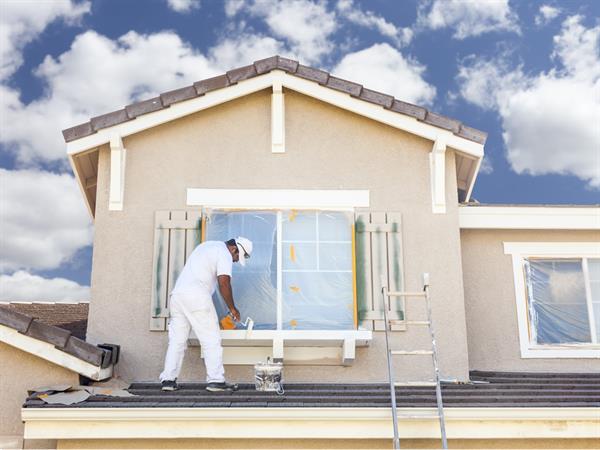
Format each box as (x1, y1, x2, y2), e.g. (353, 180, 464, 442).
(149, 210, 203, 330)
(355, 212, 405, 331)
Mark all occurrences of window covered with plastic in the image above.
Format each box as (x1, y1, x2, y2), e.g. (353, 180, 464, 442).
(525, 258, 600, 345)
(205, 210, 355, 330)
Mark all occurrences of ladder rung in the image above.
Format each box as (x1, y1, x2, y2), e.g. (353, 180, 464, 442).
(394, 381, 437, 387)
(386, 291, 426, 298)
(405, 320, 430, 325)
(391, 350, 433, 355)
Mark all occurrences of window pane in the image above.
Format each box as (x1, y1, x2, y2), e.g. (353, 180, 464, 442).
(206, 211, 277, 330)
(526, 259, 591, 344)
(282, 210, 354, 330)
(589, 259, 600, 342)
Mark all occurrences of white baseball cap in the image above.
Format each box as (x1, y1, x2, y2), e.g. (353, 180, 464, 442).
(235, 237, 253, 266)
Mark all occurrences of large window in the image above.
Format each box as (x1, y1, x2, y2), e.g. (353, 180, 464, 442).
(205, 209, 356, 330)
(504, 242, 600, 358)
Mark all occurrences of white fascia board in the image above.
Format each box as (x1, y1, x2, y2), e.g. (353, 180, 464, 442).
(66, 73, 276, 155)
(0, 324, 112, 381)
(66, 71, 484, 161)
(68, 154, 94, 218)
(187, 188, 370, 209)
(22, 407, 600, 440)
(460, 206, 600, 230)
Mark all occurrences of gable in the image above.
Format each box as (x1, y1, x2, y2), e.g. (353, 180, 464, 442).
(63, 56, 486, 217)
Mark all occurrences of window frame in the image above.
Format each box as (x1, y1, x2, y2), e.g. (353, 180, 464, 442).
(204, 208, 358, 331)
(504, 242, 600, 358)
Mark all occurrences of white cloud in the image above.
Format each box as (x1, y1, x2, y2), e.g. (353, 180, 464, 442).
(225, 0, 337, 64)
(535, 5, 561, 26)
(419, 0, 519, 39)
(332, 43, 436, 105)
(457, 16, 600, 188)
(336, 0, 412, 46)
(0, 0, 90, 80)
(0, 30, 217, 164)
(0, 168, 92, 272)
(0, 271, 90, 302)
(167, 0, 200, 13)
(208, 33, 286, 72)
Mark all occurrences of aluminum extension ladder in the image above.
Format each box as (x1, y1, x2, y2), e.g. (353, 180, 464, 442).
(381, 273, 448, 449)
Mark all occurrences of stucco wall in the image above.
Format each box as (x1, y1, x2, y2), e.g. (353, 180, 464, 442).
(0, 342, 77, 449)
(461, 229, 600, 372)
(87, 89, 470, 383)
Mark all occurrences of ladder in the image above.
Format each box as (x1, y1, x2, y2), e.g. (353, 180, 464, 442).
(381, 273, 448, 449)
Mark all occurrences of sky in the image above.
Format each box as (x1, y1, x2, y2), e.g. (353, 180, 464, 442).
(0, 0, 598, 302)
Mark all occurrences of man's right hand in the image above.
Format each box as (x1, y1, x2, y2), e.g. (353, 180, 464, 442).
(230, 306, 240, 322)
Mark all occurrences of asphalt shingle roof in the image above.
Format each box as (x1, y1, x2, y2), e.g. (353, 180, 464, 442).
(23, 371, 600, 408)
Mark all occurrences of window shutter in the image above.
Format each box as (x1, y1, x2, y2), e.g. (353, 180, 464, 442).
(355, 212, 404, 331)
(150, 210, 202, 331)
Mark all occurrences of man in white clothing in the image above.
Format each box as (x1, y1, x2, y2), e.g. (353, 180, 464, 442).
(159, 237, 253, 392)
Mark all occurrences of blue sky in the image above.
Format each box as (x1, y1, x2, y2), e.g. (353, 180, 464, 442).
(0, 0, 598, 301)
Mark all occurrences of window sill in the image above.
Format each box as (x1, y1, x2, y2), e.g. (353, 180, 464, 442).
(189, 329, 372, 365)
(521, 344, 600, 359)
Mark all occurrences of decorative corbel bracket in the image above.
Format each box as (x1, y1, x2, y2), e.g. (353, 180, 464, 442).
(271, 77, 285, 153)
(109, 134, 126, 211)
(430, 136, 447, 214)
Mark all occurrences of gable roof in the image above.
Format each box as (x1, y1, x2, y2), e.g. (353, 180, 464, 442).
(63, 55, 487, 217)
(0, 305, 113, 380)
(62, 55, 487, 145)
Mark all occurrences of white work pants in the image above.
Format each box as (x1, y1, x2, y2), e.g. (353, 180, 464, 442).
(159, 293, 224, 383)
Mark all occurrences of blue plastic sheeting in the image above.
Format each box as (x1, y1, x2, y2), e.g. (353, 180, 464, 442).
(525, 259, 591, 344)
(205, 210, 355, 330)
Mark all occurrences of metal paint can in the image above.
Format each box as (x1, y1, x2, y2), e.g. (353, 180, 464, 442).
(254, 357, 284, 395)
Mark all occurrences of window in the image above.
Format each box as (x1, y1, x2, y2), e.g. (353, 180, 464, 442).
(205, 209, 356, 330)
(504, 242, 600, 358)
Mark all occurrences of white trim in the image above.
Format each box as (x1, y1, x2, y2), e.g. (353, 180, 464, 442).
(271, 78, 285, 153)
(108, 135, 126, 211)
(460, 206, 600, 230)
(187, 188, 370, 209)
(429, 137, 447, 214)
(189, 329, 372, 365)
(22, 407, 600, 440)
(0, 324, 112, 381)
(504, 242, 600, 358)
(582, 258, 598, 344)
(276, 211, 283, 331)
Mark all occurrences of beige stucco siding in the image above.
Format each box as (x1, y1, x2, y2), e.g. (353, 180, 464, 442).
(461, 229, 600, 372)
(87, 89, 470, 383)
(0, 342, 77, 448)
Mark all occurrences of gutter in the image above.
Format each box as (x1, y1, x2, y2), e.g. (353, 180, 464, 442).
(22, 406, 600, 440)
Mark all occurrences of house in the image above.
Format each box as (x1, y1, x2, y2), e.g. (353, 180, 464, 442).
(1, 55, 598, 449)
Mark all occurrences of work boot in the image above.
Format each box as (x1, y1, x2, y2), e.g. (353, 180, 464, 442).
(206, 381, 239, 392)
(161, 379, 179, 391)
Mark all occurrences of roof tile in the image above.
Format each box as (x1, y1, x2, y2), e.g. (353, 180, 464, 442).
(226, 64, 257, 84)
(194, 74, 230, 95)
(423, 111, 461, 133)
(63, 122, 94, 143)
(458, 124, 487, 144)
(126, 97, 164, 118)
(0, 306, 33, 333)
(358, 88, 394, 108)
(26, 320, 71, 348)
(63, 337, 105, 367)
(160, 86, 198, 107)
(4, 303, 88, 339)
(326, 76, 362, 97)
(276, 56, 299, 73)
(254, 56, 279, 74)
(295, 64, 329, 84)
(387, 99, 427, 120)
(90, 109, 130, 132)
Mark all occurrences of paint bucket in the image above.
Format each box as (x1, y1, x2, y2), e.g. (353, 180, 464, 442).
(254, 357, 284, 395)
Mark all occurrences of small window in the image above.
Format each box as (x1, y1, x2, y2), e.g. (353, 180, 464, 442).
(524, 258, 597, 345)
(504, 242, 600, 358)
(205, 209, 356, 330)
